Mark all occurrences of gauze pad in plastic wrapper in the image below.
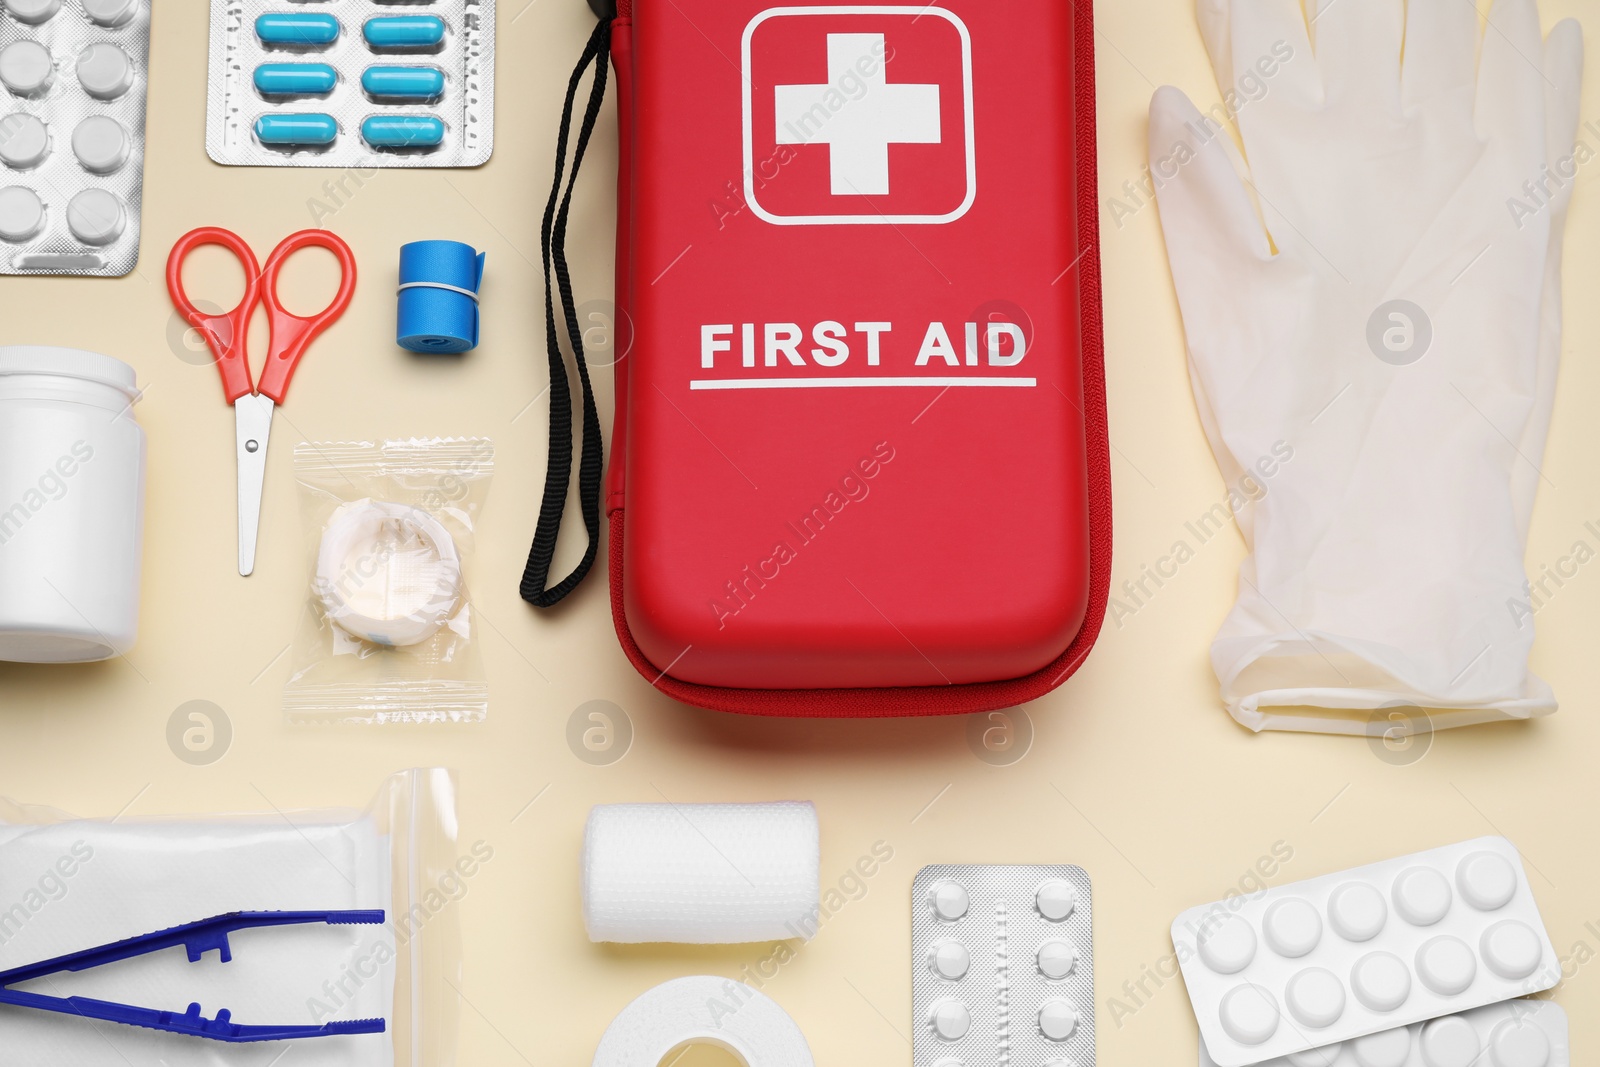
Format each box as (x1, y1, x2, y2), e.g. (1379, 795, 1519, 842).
(0, 0, 151, 275)
(205, 0, 493, 168)
(284, 438, 492, 724)
(582, 802, 820, 945)
(0, 768, 462, 1067)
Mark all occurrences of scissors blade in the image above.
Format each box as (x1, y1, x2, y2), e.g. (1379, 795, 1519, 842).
(234, 394, 276, 577)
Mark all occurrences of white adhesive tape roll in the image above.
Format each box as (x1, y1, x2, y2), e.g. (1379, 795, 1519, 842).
(314, 500, 463, 647)
(592, 977, 815, 1067)
(583, 801, 820, 945)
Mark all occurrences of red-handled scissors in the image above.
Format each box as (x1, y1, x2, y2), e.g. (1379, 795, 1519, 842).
(167, 227, 357, 576)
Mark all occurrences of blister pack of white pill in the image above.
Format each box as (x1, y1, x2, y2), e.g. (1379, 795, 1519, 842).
(1198, 999, 1568, 1067)
(205, 0, 493, 168)
(1172, 838, 1558, 1067)
(913, 865, 1094, 1067)
(0, 0, 149, 275)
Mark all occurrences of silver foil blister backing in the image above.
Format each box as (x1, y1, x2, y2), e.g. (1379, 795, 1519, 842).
(0, 0, 151, 277)
(913, 864, 1096, 1067)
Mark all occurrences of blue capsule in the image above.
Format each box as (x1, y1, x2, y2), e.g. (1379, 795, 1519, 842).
(361, 66, 446, 101)
(255, 13, 340, 48)
(254, 113, 340, 146)
(363, 15, 445, 50)
(253, 63, 339, 97)
(361, 115, 445, 149)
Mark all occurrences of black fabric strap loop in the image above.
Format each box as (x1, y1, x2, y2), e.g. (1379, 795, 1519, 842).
(521, 17, 612, 609)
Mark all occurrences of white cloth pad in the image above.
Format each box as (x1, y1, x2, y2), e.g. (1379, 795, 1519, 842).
(0, 818, 394, 1066)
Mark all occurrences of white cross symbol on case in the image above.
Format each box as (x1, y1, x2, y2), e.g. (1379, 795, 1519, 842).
(773, 32, 942, 196)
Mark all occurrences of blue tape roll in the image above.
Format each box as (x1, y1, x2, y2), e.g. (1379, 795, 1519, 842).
(398, 241, 484, 354)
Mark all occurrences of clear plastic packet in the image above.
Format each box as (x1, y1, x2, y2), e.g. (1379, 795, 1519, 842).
(284, 438, 493, 725)
(0, 767, 464, 1067)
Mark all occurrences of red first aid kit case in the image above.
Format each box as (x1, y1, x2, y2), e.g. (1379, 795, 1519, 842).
(602, 0, 1110, 716)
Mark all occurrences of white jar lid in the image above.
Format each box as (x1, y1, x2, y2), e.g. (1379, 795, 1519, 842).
(0, 345, 139, 400)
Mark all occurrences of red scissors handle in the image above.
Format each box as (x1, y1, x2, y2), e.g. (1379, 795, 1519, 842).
(257, 230, 358, 405)
(165, 227, 263, 405)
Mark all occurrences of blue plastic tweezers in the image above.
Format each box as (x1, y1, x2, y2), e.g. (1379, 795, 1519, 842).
(0, 910, 388, 1042)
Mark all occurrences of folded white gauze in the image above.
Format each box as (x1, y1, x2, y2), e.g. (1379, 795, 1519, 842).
(0, 819, 394, 1067)
(583, 802, 819, 944)
(1151, 0, 1584, 733)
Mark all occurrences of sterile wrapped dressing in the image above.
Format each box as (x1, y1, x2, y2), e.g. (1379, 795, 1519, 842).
(0, 768, 461, 1067)
(0, 820, 392, 1065)
(284, 438, 492, 725)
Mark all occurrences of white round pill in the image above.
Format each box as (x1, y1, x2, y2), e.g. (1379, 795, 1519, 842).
(0, 185, 44, 241)
(1329, 883, 1388, 942)
(1218, 984, 1279, 1045)
(1352, 1026, 1412, 1067)
(1037, 939, 1077, 980)
(927, 998, 970, 1041)
(1414, 935, 1477, 995)
(930, 881, 968, 922)
(3, 0, 60, 23)
(1284, 967, 1346, 1029)
(1197, 915, 1257, 974)
(1488, 1016, 1552, 1067)
(1264, 898, 1324, 958)
(1419, 1016, 1483, 1067)
(1480, 920, 1543, 980)
(1037, 998, 1078, 1042)
(71, 115, 127, 173)
(82, 0, 140, 26)
(1350, 951, 1411, 1013)
(76, 43, 132, 100)
(0, 112, 48, 168)
(66, 187, 123, 244)
(0, 41, 55, 97)
(1393, 866, 1453, 926)
(1286, 1047, 1343, 1067)
(928, 940, 969, 980)
(1457, 852, 1518, 912)
(1035, 880, 1077, 922)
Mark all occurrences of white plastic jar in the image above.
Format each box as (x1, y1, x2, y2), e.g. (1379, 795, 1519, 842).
(0, 346, 145, 662)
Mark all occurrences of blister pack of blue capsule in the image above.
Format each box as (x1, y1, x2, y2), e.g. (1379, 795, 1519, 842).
(205, 0, 493, 168)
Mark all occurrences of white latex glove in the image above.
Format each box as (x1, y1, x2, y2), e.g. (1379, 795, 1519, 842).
(1151, 0, 1584, 733)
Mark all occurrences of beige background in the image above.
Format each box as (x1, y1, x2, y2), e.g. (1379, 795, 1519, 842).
(2, 0, 1598, 1062)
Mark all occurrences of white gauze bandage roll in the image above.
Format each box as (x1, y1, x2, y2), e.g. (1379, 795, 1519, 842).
(313, 499, 463, 647)
(583, 802, 819, 944)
